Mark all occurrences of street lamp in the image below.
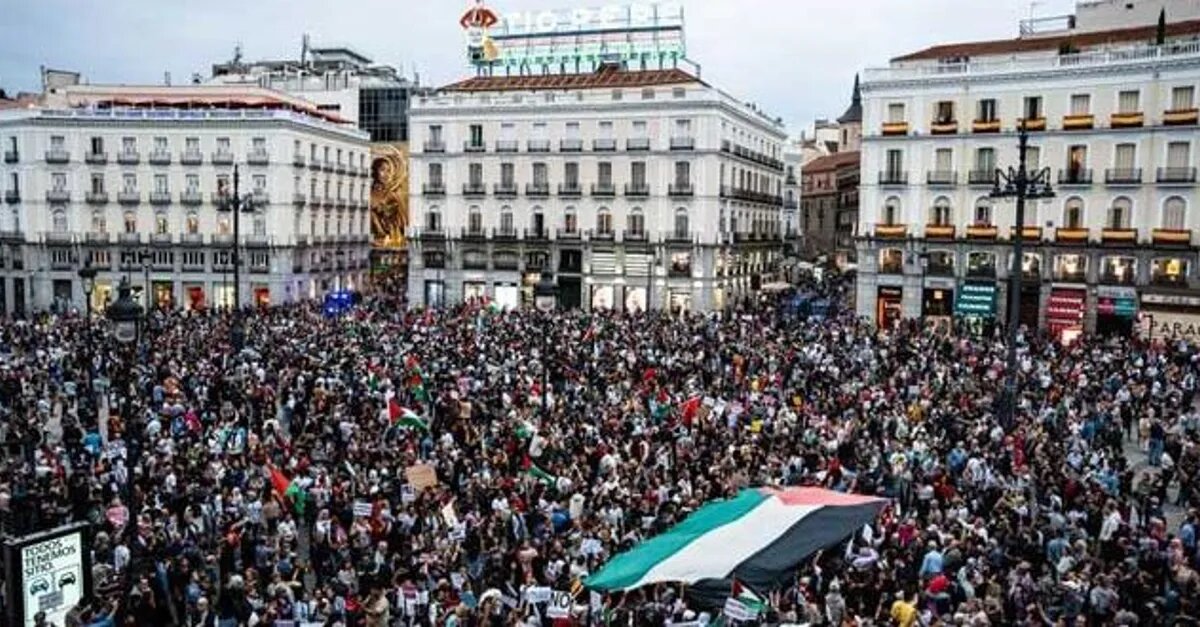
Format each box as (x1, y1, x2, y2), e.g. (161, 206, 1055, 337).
(105, 276, 143, 624)
(216, 165, 258, 350)
(78, 262, 97, 319)
(989, 119, 1055, 427)
(534, 272, 559, 415)
(107, 277, 144, 345)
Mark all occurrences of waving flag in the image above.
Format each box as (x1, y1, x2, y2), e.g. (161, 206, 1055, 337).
(267, 465, 309, 516)
(679, 396, 702, 426)
(389, 400, 430, 433)
(586, 487, 885, 599)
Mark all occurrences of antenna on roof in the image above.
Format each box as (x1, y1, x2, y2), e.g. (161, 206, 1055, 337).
(164, 71, 171, 86)
(301, 33, 310, 67)
(233, 42, 243, 66)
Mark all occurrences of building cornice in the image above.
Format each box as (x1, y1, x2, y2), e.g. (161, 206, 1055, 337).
(0, 111, 368, 144)
(861, 55, 1200, 92)
(861, 124, 1200, 143)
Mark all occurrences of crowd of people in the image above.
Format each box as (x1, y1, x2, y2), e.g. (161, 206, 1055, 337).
(0, 272, 1198, 626)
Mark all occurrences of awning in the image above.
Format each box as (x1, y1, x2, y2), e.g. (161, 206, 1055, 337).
(954, 282, 996, 317)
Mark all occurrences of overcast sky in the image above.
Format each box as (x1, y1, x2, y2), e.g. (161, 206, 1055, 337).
(0, 0, 1075, 135)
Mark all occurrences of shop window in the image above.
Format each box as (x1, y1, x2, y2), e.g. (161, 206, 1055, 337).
(878, 248, 903, 274)
(1151, 258, 1189, 286)
(927, 250, 955, 275)
(1054, 254, 1088, 282)
(669, 251, 692, 277)
(1100, 256, 1136, 285)
(966, 252, 995, 277)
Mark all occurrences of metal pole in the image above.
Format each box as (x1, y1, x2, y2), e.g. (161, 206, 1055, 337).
(233, 164, 241, 311)
(1003, 125, 1029, 428)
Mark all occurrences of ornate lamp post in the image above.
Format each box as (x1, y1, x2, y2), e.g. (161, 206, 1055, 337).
(216, 164, 258, 350)
(989, 120, 1055, 427)
(106, 277, 144, 617)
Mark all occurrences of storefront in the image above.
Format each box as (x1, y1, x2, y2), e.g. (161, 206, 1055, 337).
(668, 289, 692, 314)
(625, 286, 648, 312)
(494, 283, 519, 310)
(521, 272, 541, 308)
(253, 285, 271, 307)
(152, 281, 174, 310)
(1139, 292, 1200, 343)
(214, 284, 236, 309)
(184, 284, 206, 311)
(921, 280, 954, 329)
(590, 284, 616, 310)
(1046, 287, 1086, 344)
(1095, 286, 1137, 336)
(463, 281, 487, 303)
(876, 286, 903, 329)
(954, 281, 996, 335)
(558, 277, 582, 309)
(423, 280, 445, 308)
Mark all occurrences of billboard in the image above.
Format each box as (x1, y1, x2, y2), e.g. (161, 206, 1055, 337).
(462, 2, 686, 70)
(370, 142, 409, 250)
(4, 523, 92, 627)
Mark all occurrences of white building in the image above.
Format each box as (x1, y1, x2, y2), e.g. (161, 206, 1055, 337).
(0, 82, 371, 314)
(856, 2, 1200, 341)
(405, 65, 787, 312)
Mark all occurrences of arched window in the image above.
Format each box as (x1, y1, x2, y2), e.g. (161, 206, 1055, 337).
(627, 207, 644, 237)
(499, 206, 513, 235)
(673, 207, 689, 238)
(973, 198, 992, 226)
(425, 205, 441, 232)
(467, 205, 482, 234)
(531, 205, 545, 237)
(155, 210, 169, 234)
(91, 209, 106, 233)
(930, 196, 951, 225)
(564, 206, 577, 234)
(186, 211, 199, 234)
(596, 208, 612, 235)
(123, 211, 136, 233)
(1108, 196, 1132, 229)
(1163, 196, 1187, 230)
(966, 251, 996, 277)
(882, 196, 900, 225)
(52, 209, 68, 233)
(1063, 197, 1084, 229)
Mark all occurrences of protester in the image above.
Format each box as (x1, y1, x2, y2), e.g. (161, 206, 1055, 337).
(0, 271, 1198, 626)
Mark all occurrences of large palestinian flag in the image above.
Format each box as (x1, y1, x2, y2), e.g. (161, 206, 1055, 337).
(586, 487, 885, 601)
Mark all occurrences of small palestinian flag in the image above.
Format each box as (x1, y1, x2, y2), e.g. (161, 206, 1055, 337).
(268, 465, 309, 516)
(723, 580, 765, 621)
(522, 456, 556, 485)
(389, 400, 430, 433)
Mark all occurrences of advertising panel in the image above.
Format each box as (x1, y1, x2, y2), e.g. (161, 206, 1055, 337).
(3, 523, 92, 627)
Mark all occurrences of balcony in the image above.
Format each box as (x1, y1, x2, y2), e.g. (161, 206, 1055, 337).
(670, 136, 696, 150)
(881, 122, 909, 136)
(624, 230, 647, 242)
(557, 228, 581, 239)
(1055, 227, 1089, 244)
(247, 150, 270, 165)
(83, 231, 110, 245)
(3, 189, 19, 204)
(117, 191, 141, 205)
(924, 224, 955, 240)
(877, 171, 908, 186)
(591, 183, 616, 197)
(525, 228, 550, 241)
(525, 183, 550, 197)
(307, 159, 322, 171)
(252, 191, 270, 206)
(668, 183, 694, 197)
(929, 120, 957, 135)
(3, 150, 16, 163)
(150, 233, 173, 245)
(967, 169, 997, 186)
(118, 232, 142, 245)
(626, 138, 650, 151)
(665, 230, 694, 243)
(1164, 108, 1199, 126)
(244, 234, 270, 247)
(926, 170, 957, 186)
(1110, 112, 1144, 128)
(322, 160, 334, 173)
(150, 191, 172, 205)
(624, 183, 650, 197)
(1152, 228, 1192, 246)
(292, 154, 306, 167)
(1022, 117, 1047, 131)
(559, 139, 583, 152)
(1105, 168, 1142, 185)
(495, 140, 518, 153)
(874, 224, 908, 239)
(422, 182, 446, 196)
(965, 225, 998, 240)
(1012, 226, 1043, 241)
(423, 140, 446, 153)
(84, 191, 109, 205)
(180, 190, 203, 205)
(212, 151, 234, 166)
(463, 141, 487, 153)
(149, 150, 171, 165)
(492, 227, 518, 240)
(1058, 169, 1093, 185)
(593, 138, 617, 152)
(85, 151, 108, 165)
(462, 227, 488, 241)
(526, 140, 551, 153)
(1101, 228, 1137, 244)
(590, 229, 615, 242)
(44, 231, 73, 245)
(972, 119, 1001, 133)
(46, 189, 70, 203)
(45, 149, 70, 164)
(558, 183, 582, 197)
(180, 151, 203, 166)
(292, 193, 307, 206)
(493, 182, 518, 197)
(1157, 167, 1197, 184)
(463, 182, 487, 196)
(117, 151, 140, 165)
(1062, 114, 1094, 130)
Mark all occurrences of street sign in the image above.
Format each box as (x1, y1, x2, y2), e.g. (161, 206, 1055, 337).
(4, 522, 92, 627)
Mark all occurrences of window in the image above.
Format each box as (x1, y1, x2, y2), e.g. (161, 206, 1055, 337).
(977, 99, 997, 122)
(186, 174, 199, 192)
(1164, 196, 1187, 230)
(253, 175, 266, 192)
(185, 137, 199, 153)
(122, 173, 137, 192)
(1117, 90, 1140, 113)
(500, 123, 515, 140)
(425, 207, 441, 231)
(641, 88, 656, 100)
(632, 120, 647, 137)
(1108, 197, 1132, 229)
(597, 209, 612, 234)
(310, 143, 318, 160)
(253, 216, 266, 236)
(1168, 142, 1191, 168)
(934, 101, 954, 123)
(52, 209, 67, 232)
(628, 208, 644, 235)
(501, 163, 515, 186)
(428, 125, 443, 143)
(974, 198, 992, 225)
(598, 162, 612, 186)
(1064, 197, 1084, 228)
(674, 119, 692, 136)
(1152, 258, 1189, 285)
(90, 137, 104, 154)
(532, 122, 547, 139)
(631, 162, 646, 187)
(1024, 96, 1043, 119)
(564, 209, 577, 233)
(427, 163, 443, 186)
(564, 162, 579, 187)
(468, 124, 483, 147)
(611, 90, 623, 101)
(934, 148, 952, 172)
(1067, 145, 1087, 172)
(1069, 94, 1091, 115)
(931, 197, 951, 225)
(123, 211, 137, 233)
(885, 149, 903, 175)
(882, 197, 900, 225)
(121, 137, 136, 153)
(967, 252, 995, 276)
(673, 87, 686, 99)
(500, 209, 513, 234)
(674, 161, 690, 186)
(217, 137, 231, 154)
(155, 211, 169, 234)
(91, 209, 106, 233)
(154, 174, 168, 194)
(51, 172, 66, 191)
(974, 147, 995, 172)
(1172, 86, 1195, 111)
(599, 121, 614, 137)
(186, 212, 199, 234)
(1054, 254, 1087, 281)
(90, 173, 105, 194)
(468, 207, 482, 233)
(1025, 146, 1041, 171)
(532, 163, 548, 186)
(674, 208, 689, 237)
(468, 163, 482, 186)
(887, 103, 905, 123)
(50, 136, 64, 150)
(1114, 143, 1136, 170)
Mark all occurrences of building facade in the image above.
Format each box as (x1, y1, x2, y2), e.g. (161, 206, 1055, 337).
(406, 66, 787, 312)
(0, 83, 371, 314)
(856, 7, 1200, 339)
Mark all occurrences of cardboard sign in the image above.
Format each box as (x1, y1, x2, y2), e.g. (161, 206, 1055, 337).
(352, 501, 374, 518)
(524, 586, 552, 604)
(405, 464, 438, 490)
(547, 591, 573, 618)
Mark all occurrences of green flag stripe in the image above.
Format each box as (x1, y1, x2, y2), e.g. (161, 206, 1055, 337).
(585, 489, 767, 590)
